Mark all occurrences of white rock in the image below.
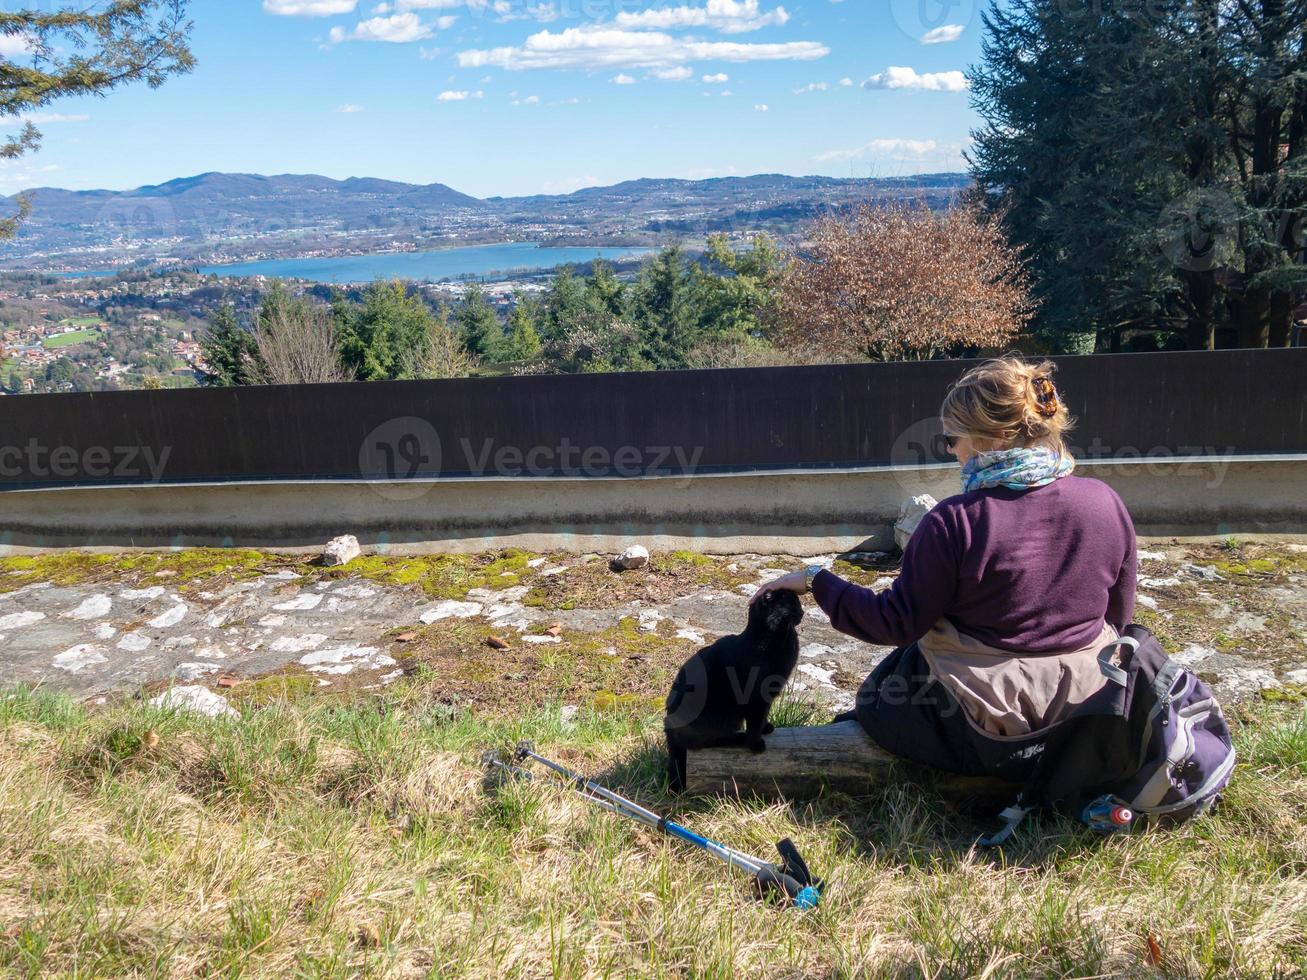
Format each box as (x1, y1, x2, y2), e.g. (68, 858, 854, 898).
(1280, 668, 1307, 686)
(527, 557, 548, 568)
(379, 669, 404, 685)
(675, 628, 706, 645)
(614, 545, 650, 571)
(148, 602, 189, 628)
(299, 645, 396, 675)
(521, 635, 561, 645)
(65, 594, 112, 621)
(258, 614, 287, 627)
(800, 643, 835, 660)
(332, 584, 378, 599)
(321, 534, 362, 567)
(420, 599, 484, 623)
(53, 644, 108, 672)
(1139, 577, 1182, 588)
(540, 566, 568, 577)
(150, 685, 239, 719)
(1180, 562, 1224, 582)
(871, 576, 896, 591)
(1137, 594, 1159, 610)
(263, 570, 301, 581)
(637, 610, 664, 632)
(117, 632, 152, 652)
(736, 584, 757, 597)
(894, 495, 938, 551)
(1173, 644, 1216, 668)
(1137, 550, 1167, 562)
(798, 663, 837, 686)
(270, 634, 327, 653)
(273, 593, 323, 612)
(560, 705, 579, 727)
(120, 586, 165, 601)
(162, 636, 197, 649)
(174, 662, 223, 682)
(0, 610, 45, 630)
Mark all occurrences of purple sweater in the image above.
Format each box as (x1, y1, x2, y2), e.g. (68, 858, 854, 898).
(813, 475, 1137, 654)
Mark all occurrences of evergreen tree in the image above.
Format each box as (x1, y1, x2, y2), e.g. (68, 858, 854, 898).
(336, 280, 436, 380)
(198, 303, 259, 386)
(632, 246, 700, 369)
(539, 267, 588, 342)
(501, 294, 543, 362)
(456, 285, 502, 360)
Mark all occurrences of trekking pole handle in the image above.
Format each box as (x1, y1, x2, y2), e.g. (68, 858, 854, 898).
(753, 865, 821, 910)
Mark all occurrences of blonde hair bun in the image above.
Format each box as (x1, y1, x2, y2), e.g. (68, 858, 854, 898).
(941, 355, 1073, 454)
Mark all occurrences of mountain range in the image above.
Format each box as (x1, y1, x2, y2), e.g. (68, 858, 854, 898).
(0, 170, 971, 266)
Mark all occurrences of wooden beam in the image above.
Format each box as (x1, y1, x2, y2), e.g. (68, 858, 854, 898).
(684, 721, 1017, 802)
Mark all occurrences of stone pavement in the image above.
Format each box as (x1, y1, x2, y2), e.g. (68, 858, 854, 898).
(1, 543, 1303, 715)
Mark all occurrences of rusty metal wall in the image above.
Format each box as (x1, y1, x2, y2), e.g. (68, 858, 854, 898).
(0, 348, 1303, 490)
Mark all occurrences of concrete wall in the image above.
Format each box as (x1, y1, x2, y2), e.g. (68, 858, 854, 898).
(2, 455, 1303, 556)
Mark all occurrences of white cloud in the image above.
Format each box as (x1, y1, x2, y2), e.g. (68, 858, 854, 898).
(265, 0, 357, 14)
(839, 76, 853, 86)
(437, 89, 484, 100)
(12, 113, 89, 124)
(754, 103, 769, 111)
(861, 66, 967, 91)
(458, 27, 828, 71)
(813, 138, 963, 163)
(611, 73, 637, 84)
(0, 33, 34, 57)
(652, 66, 695, 81)
(920, 24, 965, 43)
(330, 12, 435, 42)
(614, 0, 790, 34)
(702, 72, 729, 83)
(335, 103, 365, 112)
(511, 94, 540, 104)
(793, 81, 827, 93)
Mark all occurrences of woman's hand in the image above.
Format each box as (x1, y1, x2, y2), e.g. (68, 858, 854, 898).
(749, 569, 809, 605)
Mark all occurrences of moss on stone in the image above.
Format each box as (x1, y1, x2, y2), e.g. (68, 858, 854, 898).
(0, 549, 269, 593)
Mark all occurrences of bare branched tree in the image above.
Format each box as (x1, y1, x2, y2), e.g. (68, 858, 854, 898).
(253, 294, 353, 385)
(775, 201, 1035, 362)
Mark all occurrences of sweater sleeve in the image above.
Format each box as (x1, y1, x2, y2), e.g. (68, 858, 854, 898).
(1105, 502, 1138, 632)
(811, 508, 959, 647)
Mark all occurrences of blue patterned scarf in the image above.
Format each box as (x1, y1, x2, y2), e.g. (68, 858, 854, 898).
(961, 447, 1075, 493)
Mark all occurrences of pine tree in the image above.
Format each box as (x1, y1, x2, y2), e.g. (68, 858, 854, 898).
(456, 285, 502, 360)
(198, 303, 259, 386)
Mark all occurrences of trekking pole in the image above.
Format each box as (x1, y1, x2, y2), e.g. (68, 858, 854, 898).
(506, 742, 824, 909)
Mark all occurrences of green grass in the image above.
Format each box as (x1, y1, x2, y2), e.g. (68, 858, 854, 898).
(0, 686, 1303, 977)
(41, 328, 100, 350)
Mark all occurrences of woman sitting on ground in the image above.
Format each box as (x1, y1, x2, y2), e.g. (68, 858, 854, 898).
(755, 355, 1137, 780)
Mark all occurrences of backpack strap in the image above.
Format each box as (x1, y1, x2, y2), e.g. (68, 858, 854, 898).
(1097, 636, 1139, 687)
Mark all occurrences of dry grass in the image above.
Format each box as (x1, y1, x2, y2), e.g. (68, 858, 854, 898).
(0, 685, 1304, 978)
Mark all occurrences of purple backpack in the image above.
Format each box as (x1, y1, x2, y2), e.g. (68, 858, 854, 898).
(979, 625, 1237, 845)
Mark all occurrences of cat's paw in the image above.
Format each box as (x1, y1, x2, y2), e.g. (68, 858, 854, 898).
(761, 721, 775, 735)
(748, 738, 767, 754)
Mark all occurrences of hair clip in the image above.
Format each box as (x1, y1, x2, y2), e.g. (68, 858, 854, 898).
(1031, 376, 1059, 417)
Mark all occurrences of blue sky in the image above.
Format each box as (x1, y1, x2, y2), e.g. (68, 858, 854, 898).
(1, 0, 984, 197)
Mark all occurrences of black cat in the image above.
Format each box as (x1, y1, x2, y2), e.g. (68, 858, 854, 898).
(664, 589, 805, 791)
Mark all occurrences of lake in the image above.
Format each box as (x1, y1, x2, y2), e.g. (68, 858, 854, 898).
(196, 242, 655, 284)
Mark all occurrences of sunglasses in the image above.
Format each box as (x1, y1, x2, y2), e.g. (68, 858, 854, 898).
(944, 434, 962, 449)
